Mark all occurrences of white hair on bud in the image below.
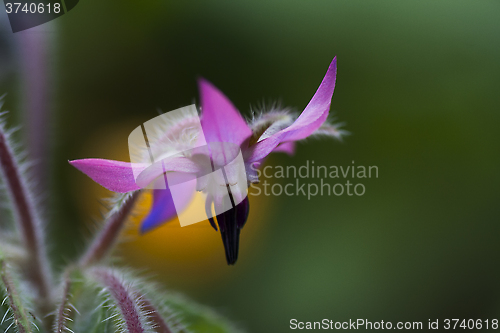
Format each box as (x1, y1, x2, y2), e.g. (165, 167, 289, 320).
(247, 102, 297, 144)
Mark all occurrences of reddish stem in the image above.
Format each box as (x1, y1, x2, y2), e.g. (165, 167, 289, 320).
(80, 191, 141, 267)
(140, 297, 173, 333)
(92, 268, 145, 333)
(0, 259, 32, 333)
(0, 128, 51, 303)
(53, 273, 73, 333)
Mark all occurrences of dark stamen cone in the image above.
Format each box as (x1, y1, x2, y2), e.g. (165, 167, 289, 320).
(213, 197, 250, 265)
(236, 197, 250, 228)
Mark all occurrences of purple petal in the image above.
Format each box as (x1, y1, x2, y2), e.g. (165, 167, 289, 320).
(69, 159, 146, 193)
(141, 174, 196, 233)
(244, 57, 337, 163)
(139, 188, 176, 233)
(199, 78, 252, 146)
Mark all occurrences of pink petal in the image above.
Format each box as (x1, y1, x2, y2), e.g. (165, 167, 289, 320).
(69, 159, 146, 193)
(273, 141, 296, 155)
(198, 78, 252, 146)
(70, 157, 201, 193)
(245, 57, 337, 163)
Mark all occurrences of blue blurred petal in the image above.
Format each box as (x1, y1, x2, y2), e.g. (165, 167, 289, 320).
(140, 188, 178, 233)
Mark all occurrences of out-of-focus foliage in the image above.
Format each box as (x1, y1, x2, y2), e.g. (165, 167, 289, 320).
(0, 14, 13, 83)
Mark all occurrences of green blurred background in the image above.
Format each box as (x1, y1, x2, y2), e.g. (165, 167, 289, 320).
(1, 0, 500, 332)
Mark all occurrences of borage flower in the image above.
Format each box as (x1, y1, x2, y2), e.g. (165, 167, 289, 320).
(70, 57, 344, 265)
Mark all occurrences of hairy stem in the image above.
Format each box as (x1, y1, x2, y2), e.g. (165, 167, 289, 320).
(139, 297, 172, 333)
(0, 258, 32, 333)
(92, 268, 145, 333)
(0, 128, 51, 303)
(80, 191, 141, 267)
(53, 273, 73, 333)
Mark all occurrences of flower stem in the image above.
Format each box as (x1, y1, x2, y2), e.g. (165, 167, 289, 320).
(92, 268, 145, 333)
(0, 127, 51, 303)
(53, 272, 73, 333)
(80, 191, 141, 267)
(139, 297, 173, 333)
(0, 257, 33, 333)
